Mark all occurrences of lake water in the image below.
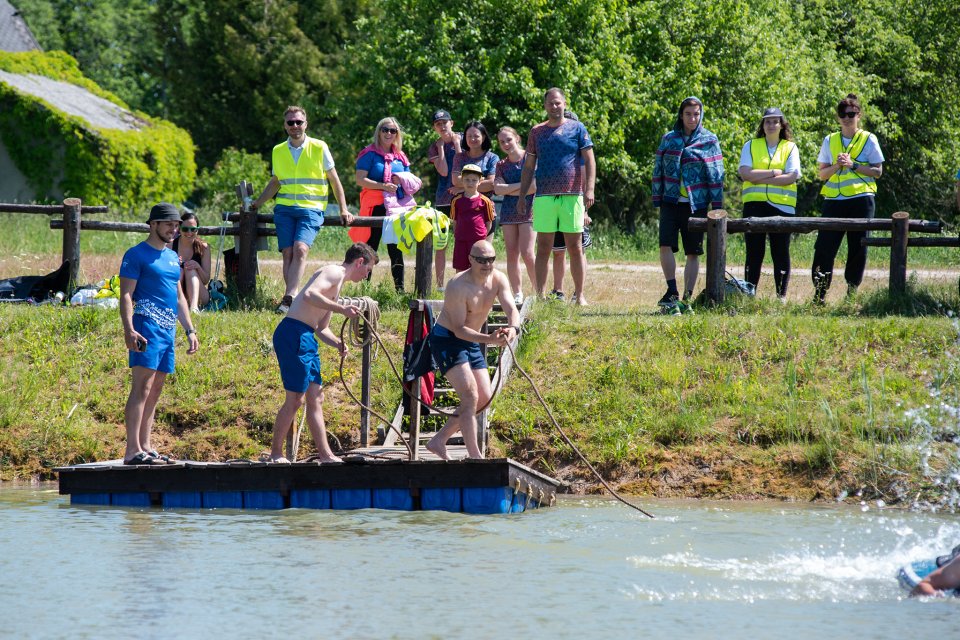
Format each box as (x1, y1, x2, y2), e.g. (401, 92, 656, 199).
(1, 485, 958, 639)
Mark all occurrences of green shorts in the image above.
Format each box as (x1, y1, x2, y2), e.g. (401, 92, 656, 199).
(532, 195, 584, 234)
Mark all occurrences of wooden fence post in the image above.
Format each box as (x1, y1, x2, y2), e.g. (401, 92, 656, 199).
(889, 211, 909, 294)
(414, 233, 434, 298)
(237, 205, 259, 297)
(61, 198, 82, 291)
(705, 209, 727, 305)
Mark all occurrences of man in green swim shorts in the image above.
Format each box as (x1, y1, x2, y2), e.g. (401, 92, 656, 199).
(516, 88, 596, 305)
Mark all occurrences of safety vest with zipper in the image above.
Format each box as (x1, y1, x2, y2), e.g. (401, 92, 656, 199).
(272, 137, 330, 210)
(741, 139, 798, 209)
(820, 130, 877, 199)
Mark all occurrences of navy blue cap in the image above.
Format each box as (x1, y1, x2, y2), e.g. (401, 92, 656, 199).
(762, 107, 783, 118)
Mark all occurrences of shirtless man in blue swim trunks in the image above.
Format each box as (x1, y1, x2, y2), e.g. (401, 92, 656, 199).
(269, 242, 378, 463)
(426, 240, 520, 460)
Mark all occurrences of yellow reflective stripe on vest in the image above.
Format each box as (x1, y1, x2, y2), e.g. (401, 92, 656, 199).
(742, 139, 797, 208)
(278, 178, 329, 186)
(820, 131, 877, 198)
(272, 138, 330, 209)
(394, 213, 417, 254)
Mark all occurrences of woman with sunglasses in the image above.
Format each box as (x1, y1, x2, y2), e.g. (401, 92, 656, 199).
(738, 107, 801, 301)
(172, 212, 211, 313)
(353, 117, 414, 291)
(811, 93, 884, 302)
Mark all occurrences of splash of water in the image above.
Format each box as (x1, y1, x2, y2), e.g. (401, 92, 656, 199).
(904, 317, 960, 512)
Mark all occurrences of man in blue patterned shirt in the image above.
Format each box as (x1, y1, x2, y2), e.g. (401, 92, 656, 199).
(119, 203, 200, 465)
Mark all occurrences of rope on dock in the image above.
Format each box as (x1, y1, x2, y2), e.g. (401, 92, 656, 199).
(501, 339, 655, 519)
(336, 302, 655, 518)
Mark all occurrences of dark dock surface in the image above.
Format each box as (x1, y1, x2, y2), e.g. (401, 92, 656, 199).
(55, 450, 563, 514)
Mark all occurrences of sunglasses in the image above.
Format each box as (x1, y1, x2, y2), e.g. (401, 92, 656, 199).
(470, 255, 496, 265)
(286, 119, 305, 126)
(839, 111, 859, 119)
(380, 126, 399, 135)
(180, 226, 198, 232)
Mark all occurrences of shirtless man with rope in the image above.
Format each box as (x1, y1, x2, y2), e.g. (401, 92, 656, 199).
(426, 240, 520, 459)
(269, 242, 377, 463)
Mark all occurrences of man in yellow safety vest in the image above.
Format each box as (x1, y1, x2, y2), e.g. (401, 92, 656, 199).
(252, 105, 352, 313)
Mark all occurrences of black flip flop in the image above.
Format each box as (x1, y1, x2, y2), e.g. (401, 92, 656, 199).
(124, 451, 164, 465)
(147, 450, 176, 464)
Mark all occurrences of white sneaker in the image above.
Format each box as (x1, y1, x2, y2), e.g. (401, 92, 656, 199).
(514, 292, 523, 305)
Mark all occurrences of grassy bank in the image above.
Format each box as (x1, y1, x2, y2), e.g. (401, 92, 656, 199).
(2, 281, 959, 507)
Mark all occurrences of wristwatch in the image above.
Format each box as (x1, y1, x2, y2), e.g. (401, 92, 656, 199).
(186, 328, 197, 336)
(851, 163, 860, 171)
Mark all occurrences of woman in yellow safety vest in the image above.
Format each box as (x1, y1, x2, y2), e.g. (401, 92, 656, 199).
(738, 107, 801, 301)
(811, 93, 884, 302)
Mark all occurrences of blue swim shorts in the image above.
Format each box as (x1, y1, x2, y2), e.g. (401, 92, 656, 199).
(129, 314, 176, 374)
(429, 323, 487, 375)
(273, 204, 324, 251)
(273, 317, 323, 393)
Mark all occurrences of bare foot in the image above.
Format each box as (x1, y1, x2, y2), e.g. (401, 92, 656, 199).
(572, 293, 589, 306)
(425, 439, 450, 460)
(268, 456, 291, 464)
(317, 454, 342, 464)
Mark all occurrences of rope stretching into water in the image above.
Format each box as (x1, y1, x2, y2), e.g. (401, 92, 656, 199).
(336, 303, 655, 519)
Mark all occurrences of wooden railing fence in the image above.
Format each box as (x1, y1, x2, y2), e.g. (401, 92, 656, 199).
(687, 211, 946, 303)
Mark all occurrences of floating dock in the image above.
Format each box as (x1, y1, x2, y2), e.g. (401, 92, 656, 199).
(55, 452, 563, 514)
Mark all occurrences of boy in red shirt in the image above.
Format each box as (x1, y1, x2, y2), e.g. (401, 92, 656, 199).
(450, 164, 496, 272)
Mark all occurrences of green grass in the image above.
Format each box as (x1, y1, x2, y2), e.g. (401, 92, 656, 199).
(2, 246, 959, 504)
(3, 208, 958, 269)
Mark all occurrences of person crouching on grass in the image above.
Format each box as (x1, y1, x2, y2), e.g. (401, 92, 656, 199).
(268, 242, 378, 464)
(450, 164, 496, 273)
(119, 202, 199, 465)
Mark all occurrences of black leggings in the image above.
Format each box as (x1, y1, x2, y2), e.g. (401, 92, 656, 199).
(811, 196, 875, 297)
(366, 204, 404, 291)
(743, 201, 792, 297)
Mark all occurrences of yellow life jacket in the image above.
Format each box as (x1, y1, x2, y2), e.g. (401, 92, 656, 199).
(741, 139, 798, 209)
(272, 137, 330, 209)
(819, 130, 877, 198)
(395, 205, 448, 254)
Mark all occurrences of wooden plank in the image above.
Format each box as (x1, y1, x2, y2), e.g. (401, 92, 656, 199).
(0, 203, 107, 214)
(51, 220, 242, 235)
(688, 215, 942, 234)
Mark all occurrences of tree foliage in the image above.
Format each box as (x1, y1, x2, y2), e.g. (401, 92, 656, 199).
(13, 0, 960, 223)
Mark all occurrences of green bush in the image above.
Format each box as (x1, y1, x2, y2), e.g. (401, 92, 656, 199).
(0, 50, 196, 215)
(194, 147, 271, 211)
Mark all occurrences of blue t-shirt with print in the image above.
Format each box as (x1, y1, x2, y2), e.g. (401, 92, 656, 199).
(356, 153, 410, 198)
(120, 241, 180, 329)
(526, 119, 593, 196)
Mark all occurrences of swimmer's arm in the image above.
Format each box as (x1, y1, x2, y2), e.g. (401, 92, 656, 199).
(912, 555, 960, 596)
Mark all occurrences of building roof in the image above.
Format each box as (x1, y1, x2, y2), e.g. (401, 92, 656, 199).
(0, 0, 41, 53)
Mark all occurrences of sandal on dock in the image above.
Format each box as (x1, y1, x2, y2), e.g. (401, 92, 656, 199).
(123, 452, 165, 466)
(147, 450, 176, 464)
